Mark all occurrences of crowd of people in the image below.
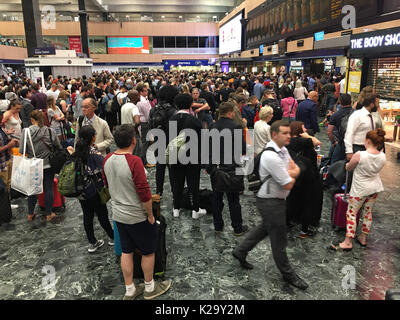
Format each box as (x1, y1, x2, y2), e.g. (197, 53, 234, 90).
(0, 68, 389, 298)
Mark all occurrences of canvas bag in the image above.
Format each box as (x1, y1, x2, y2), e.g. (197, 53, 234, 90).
(11, 128, 43, 196)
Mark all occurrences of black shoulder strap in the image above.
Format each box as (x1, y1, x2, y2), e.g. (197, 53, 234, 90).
(78, 116, 84, 128)
(259, 147, 279, 186)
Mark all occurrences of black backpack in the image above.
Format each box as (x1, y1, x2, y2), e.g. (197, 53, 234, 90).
(149, 102, 177, 130)
(247, 147, 278, 192)
(339, 109, 355, 141)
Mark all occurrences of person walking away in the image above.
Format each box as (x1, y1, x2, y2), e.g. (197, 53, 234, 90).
(295, 91, 320, 135)
(19, 110, 62, 222)
(293, 80, 308, 106)
(168, 94, 205, 219)
(75, 98, 113, 157)
(330, 129, 386, 251)
(207, 102, 249, 236)
(232, 120, 308, 290)
(68, 125, 114, 253)
(286, 121, 322, 238)
(136, 84, 153, 167)
(103, 124, 171, 300)
(280, 86, 298, 122)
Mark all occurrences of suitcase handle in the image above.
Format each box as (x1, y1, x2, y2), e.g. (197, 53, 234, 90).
(344, 167, 350, 202)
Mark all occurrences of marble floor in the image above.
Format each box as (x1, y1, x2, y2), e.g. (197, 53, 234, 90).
(0, 131, 399, 300)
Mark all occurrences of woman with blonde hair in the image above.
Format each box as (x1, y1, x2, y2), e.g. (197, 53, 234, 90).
(353, 86, 374, 110)
(294, 79, 308, 105)
(181, 84, 190, 94)
(47, 95, 65, 141)
(56, 90, 70, 115)
(253, 105, 273, 155)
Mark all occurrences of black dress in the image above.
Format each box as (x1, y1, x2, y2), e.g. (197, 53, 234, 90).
(286, 136, 323, 230)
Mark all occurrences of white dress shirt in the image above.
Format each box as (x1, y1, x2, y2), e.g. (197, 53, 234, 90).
(121, 102, 140, 125)
(257, 140, 293, 200)
(136, 95, 152, 123)
(344, 107, 376, 154)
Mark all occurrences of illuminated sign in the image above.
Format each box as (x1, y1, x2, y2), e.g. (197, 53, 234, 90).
(107, 37, 150, 54)
(314, 31, 325, 41)
(350, 27, 400, 54)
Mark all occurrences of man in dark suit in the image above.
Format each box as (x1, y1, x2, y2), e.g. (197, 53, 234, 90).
(199, 83, 216, 117)
(206, 102, 248, 236)
(19, 88, 34, 129)
(295, 91, 320, 134)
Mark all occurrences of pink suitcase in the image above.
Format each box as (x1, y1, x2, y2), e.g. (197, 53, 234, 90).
(331, 193, 360, 229)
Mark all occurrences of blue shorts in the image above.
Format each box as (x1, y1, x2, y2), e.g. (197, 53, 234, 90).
(116, 220, 158, 255)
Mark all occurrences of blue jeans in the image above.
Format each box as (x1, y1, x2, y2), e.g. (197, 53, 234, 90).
(28, 168, 55, 216)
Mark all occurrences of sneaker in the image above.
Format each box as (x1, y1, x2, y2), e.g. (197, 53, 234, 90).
(145, 163, 156, 168)
(88, 240, 104, 253)
(299, 230, 316, 239)
(11, 204, 19, 209)
(173, 209, 180, 218)
(143, 280, 171, 300)
(123, 283, 145, 300)
(192, 208, 207, 219)
(233, 225, 249, 236)
(108, 240, 114, 246)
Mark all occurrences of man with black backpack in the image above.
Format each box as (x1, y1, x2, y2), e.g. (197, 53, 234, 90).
(233, 120, 309, 291)
(327, 94, 353, 164)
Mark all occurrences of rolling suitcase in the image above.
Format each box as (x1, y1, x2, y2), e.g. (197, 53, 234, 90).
(133, 194, 167, 279)
(0, 177, 12, 224)
(38, 178, 66, 212)
(331, 171, 360, 229)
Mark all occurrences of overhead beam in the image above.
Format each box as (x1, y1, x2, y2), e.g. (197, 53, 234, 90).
(100, 0, 235, 6)
(105, 5, 231, 13)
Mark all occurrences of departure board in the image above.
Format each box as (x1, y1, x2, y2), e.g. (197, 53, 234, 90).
(331, 0, 343, 20)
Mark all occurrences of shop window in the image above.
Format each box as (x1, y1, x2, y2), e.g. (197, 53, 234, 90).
(153, 37, 164, 48)
(165, 37, 175, 48)
(89, 36, 106, 54)
(199, 37, 207, 48)
(176, 37, 187, 48)
(188, 37, 199, 48)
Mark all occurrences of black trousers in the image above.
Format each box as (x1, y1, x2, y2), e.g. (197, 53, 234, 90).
(169, 164, 201, 212)
(79, 193, 114, 245)
(211, 191, 243, 232)
(156, 163, 167, 195)
(235, 197, 295, 277)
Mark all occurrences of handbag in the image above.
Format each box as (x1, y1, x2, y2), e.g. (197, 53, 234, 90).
(210, 166, 244, 193)
(11, 129, 44, 196)
(41, 128, 69, 174)
(88, 174, 110, 205)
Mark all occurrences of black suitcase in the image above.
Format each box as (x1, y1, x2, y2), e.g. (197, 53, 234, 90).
(182, 187, 213, 214)
(0, 178, 12, 224)
(133, 195, 167, 279)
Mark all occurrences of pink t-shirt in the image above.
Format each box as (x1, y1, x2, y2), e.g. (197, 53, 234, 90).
(281, 97, 298, 118)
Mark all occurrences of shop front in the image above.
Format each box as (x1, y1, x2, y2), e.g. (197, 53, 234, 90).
(349, 26, 400, 142)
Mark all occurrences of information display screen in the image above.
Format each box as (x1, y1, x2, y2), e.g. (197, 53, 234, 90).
(107, 37, 150, 54)
(219, 13, 242, 55)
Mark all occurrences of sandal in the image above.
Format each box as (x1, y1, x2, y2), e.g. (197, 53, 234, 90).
(46, 213, 57, 222)
(329, 242, 352, 252)
(355, 238, 367, 248)
(27, 214, 36, 221)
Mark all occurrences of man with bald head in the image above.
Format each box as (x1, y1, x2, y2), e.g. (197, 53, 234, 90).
(295, 91, 320, 134)
(75, 97, 114, 156)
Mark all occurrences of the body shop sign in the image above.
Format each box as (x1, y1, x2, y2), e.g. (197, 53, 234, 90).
(350, 27, 400, 54)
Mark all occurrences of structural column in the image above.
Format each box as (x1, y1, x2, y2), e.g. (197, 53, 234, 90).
(21, 0, 43, 57)
(78, 0, 90, 57)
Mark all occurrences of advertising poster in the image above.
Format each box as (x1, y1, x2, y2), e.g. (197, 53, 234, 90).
(301, 0, 310, 28)
(294, 0, 302, 31)
(107, 37, 150, 54)
(348, 71, 362, 93)
(320, 0, 330, 23)
(287, 0, 294, 33)
(310, 0, 320, 25)
(219, 13, 243, 55)
(68, 36, 82, 53)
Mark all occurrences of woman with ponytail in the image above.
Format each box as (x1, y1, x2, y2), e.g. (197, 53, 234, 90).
(69, 125, 114, 253)
(330, 128, 387, 251)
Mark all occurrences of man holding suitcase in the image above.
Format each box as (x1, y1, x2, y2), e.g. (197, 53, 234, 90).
(232, 120, 309, 290)
(103, 124, 171, 300)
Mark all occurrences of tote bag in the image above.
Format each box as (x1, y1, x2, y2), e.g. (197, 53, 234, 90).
(11, 129, 43, 196)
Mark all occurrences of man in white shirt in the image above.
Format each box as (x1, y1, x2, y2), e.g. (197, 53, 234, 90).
(233, 120, 308, 290)
(121, 90, 140, 126)
(339, 76, 346, 94)
(46, 83, 60, 101)
(345, 94, 379, 160)
(136, 83, 153, 167)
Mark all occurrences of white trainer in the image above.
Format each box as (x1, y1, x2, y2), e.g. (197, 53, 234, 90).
(11, 204, 19, 209)
(173, 209, 180, 218)
(192, 208, 207, 219)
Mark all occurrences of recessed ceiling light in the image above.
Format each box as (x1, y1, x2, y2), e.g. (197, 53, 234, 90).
(179, 16, 182, 18)
(161, 16, 165, 18)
